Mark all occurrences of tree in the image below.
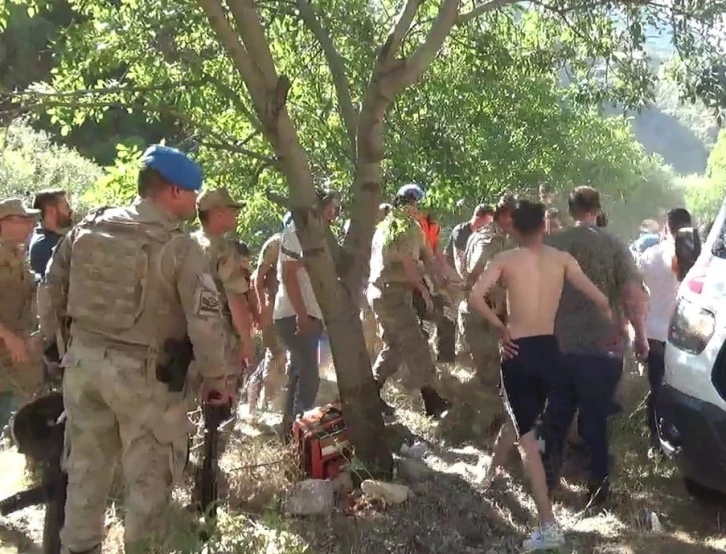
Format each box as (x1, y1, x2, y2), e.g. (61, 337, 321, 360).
(0, 118, 102, 207)
(4, 0, 724, 471)
(193, 0, 724, 471)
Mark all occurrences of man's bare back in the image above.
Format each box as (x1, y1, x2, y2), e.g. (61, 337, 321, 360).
(465, 198, 611, 552)
(470, 244, 611, 342)
(499, 245, 569, 339)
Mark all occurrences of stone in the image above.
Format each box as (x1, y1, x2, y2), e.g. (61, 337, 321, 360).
(397, 457, 433, 483)
(361, 480, 411, 504)
(284, 479, 335, 516)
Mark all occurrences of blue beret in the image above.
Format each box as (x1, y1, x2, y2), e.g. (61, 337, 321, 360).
(141, 144, 203, 192)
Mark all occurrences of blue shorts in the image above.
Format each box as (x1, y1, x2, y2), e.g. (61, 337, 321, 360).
(501, 335, 560, 438)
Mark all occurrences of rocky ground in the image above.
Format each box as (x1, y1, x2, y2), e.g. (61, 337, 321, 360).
(1, 360, 725, 554)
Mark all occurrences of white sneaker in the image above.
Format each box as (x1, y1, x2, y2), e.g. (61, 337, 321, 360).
(521, 523, 565, 552)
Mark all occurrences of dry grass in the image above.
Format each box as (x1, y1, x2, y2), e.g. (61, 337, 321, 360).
(1, 360, 725, 553)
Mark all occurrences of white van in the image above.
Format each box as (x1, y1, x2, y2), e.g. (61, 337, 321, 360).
(659, 199, 726, 493)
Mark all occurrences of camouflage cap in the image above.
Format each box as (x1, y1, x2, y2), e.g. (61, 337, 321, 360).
(197, 188, 246, 212)
(0, 198, 40, 221)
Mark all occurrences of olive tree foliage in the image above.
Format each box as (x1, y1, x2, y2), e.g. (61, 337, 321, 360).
(0, 118, 102, 206)
(3, 0, 724, 468)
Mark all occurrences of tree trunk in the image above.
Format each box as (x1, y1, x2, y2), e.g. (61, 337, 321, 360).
(292, 209, 392, 474)
(198, 0, 392, 473)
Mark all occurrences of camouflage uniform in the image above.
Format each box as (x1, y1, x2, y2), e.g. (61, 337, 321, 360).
(0, 200, 44, 430)
(190, 228, 248, 386)
(246, 233, 286, 410)
(368, 211, 435, 390)
(39, 174, 229, 550)
(458, 221, 515, 428)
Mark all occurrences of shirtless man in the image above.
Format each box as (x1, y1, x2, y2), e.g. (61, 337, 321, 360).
(469, 200, 611, 552)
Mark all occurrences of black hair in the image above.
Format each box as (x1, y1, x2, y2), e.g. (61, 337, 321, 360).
(674, 227, 701, 281)
(596, 211, 608, 228)
(512, 200, 546, 235)
(666, 208, 692, 235)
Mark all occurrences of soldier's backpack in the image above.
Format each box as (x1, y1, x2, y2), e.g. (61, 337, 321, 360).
(292, 403, 350, 480)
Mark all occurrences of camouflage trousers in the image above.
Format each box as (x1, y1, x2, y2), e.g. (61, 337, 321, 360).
(246, 322, 287, 412)
(60, 338, 191, 554)
(458, 306, 504, 429)
(361, 299, 382, 360)
(368, 284, 436, 390)
(1, 345, 46, 435)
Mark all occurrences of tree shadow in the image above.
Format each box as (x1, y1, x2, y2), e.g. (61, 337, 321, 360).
(286, 468, 524, 554)
(0, 521, 42, 554)
(568, 528, 723, 554)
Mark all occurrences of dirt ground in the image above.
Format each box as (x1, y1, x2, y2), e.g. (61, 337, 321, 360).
(1, 361, 725, 554)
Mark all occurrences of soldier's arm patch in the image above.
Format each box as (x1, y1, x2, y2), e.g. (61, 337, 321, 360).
(195, 274, 221, 319)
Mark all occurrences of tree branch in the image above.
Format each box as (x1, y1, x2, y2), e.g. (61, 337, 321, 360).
(198, 69, 264, 132)
(380, 0, 422, 63)
(295, 0, 358, 160)
(390, 0, 461, 93)
(4, 80, 207, 100)
(264, 189, 289, 208)
(226, 0, 279, 89)
(197, 0, 314, 204)
(458, 0, 516, 24)
(197, 140, 280, 165)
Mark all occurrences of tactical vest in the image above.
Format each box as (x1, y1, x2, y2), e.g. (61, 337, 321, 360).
(66, 207, 185, 348)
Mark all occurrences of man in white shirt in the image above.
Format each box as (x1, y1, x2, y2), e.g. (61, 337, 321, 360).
(274, 189, 340, 433)
(638, 208, 692, 456)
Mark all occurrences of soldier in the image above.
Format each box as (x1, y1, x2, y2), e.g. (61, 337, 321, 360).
(361, 203, 392, 359)
(247, 231, 287, 412)
(193, 188, 256, 377)
(38, 144, 232, 554)
(0, 198, 44, 432)
(368, 184, 449, 418)
(457, 193, 517, 432)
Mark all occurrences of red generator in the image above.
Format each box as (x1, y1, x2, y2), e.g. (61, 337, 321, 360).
(292, 403, 350, 480)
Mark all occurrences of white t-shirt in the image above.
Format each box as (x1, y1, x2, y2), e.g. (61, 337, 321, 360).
(638, 240, 678, 342)
(273, 222, 323, 321)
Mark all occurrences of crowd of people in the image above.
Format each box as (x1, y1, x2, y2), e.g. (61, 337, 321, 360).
(0, 143, 706, 553)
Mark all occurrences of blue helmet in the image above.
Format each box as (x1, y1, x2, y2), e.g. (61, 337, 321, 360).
(395, 183, 425, 203)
